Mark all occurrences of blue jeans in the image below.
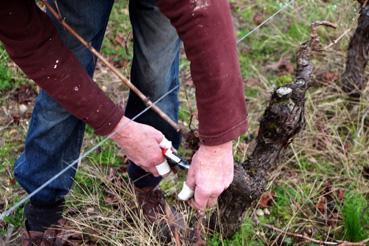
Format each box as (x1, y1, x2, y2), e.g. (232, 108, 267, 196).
(14, 0, 181, 207)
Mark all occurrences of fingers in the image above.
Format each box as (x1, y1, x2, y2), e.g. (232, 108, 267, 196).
(193, 186, 223, 210)
(193, 186, 210, 211)
(207, 196, 218, 208)
(112, 122, 173, 178)
(148, 167, 160, 177)
(140, 147, 166, 177)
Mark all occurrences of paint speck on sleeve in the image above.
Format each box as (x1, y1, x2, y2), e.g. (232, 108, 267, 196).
(191, 0, 209, 11)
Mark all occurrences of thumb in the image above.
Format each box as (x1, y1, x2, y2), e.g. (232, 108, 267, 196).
(186, 165, 196, 191)
(156, 131, 167, 145)
(193, 187, 209, 211)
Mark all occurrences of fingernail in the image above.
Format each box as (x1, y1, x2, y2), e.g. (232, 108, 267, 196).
(178, 182, 194, 201)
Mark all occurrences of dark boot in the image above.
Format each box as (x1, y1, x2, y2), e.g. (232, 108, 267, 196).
(21, 219, 66, 246)
(21, 202, 65, 246)
(135, 186, 186, 243)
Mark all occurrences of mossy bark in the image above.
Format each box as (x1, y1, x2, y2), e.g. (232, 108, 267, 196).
(341, 2, 369, 98)
(209, 29, 317, 238)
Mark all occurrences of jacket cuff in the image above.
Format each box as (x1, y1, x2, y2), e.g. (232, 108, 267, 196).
(94, 106, 124, 136)
(198, 119, 248, 146)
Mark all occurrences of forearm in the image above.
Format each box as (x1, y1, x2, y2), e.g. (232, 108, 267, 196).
(0, 0, 123, 135)
(157, 0, 248, 145)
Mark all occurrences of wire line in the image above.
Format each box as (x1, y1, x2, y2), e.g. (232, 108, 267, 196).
(237, 0, 294, 44)
(0, 0, 294, 220)
(0, 85, 179, 221)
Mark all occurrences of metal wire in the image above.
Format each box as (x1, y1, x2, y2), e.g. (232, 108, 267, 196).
(0, 85, 179, 221)
(0, 0, 294, 221)
(237, 0, 294, 44)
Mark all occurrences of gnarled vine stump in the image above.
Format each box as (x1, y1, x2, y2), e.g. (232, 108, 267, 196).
(208, 22, 335, 238)
(341, 1, 369, 98)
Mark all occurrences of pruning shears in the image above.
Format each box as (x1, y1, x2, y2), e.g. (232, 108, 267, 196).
(160, 138, 190, 170)
(155, 138, 194, 201)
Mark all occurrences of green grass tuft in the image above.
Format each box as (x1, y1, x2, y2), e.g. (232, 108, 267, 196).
(342, 192, 369, 242)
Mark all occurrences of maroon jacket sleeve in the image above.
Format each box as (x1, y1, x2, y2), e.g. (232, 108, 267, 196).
(0, 0, 123, 135)
(157, 0, 248, 145)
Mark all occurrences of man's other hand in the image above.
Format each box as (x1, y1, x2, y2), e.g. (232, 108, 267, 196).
(110, 116, 165, 177)
(186, 141, 234, 210)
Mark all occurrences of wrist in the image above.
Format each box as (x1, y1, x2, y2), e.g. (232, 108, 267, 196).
(110, 116, 133, 141)
(200, 141, 233, 152)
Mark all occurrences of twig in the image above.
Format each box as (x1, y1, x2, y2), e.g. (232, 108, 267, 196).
(0, 119, 14, 132)
(183, 83, 195, 131)
(253, 213, 369, 246)
(164, 203, 181, 246)
(42, 0, 181, 132)
(193, 210, 206, 246)
(311, 21, 337, 50)
(324, 28, 352, 50)
(357, 107, 369, 137)
(4, 224, 14, 245)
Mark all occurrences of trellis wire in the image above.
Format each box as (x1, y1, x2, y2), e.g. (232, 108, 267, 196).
(0, 0, 294, 221)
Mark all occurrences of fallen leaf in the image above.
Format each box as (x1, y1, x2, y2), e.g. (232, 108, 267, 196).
(244, 78, 259, 86)
(316, 196, 328, 213)
(323, 180, 333, 194)
(117, 165, 128, 173)
(336, 189, 345, 202)
(258, 191, 275, 208)
(266, 58, 294, 74)
(8, 178, 16, 186)
(253, 13, 264, 26)
(328, 212, 339, 226)
(114, 33, 126, 46)
(318, 71, 339, 84)
(9, 85, 37, 104)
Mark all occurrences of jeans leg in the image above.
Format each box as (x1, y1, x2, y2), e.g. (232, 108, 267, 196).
(14, 0, 114, 206)
(126, 0, 181, 188)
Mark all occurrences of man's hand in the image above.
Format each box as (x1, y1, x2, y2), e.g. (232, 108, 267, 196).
(110, 116, 165, 177)
(186, 141, 234, 210)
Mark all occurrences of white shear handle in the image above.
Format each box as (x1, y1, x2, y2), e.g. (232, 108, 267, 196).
(155, 159, 171, 176)
(178, 182, 194, 201)
(159, 137, 172, 150)
(155, 137, 172, 176)
(159, 137, 194, 200)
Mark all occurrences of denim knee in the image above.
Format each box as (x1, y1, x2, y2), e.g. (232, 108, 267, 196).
(126, 0, 182, 188)
(14, 92, 84, 205)
(14, 0, 114, 205)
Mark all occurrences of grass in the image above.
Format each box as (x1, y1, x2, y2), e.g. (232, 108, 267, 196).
(342, 191, 369, 242)
(1, 0, 369, 245)
(0, 47, 12, 91)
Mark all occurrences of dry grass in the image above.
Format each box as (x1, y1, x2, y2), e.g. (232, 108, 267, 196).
(1, 0, 369, 245)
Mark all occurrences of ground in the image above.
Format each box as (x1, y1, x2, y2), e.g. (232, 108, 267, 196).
(1, 0, 369, 245)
